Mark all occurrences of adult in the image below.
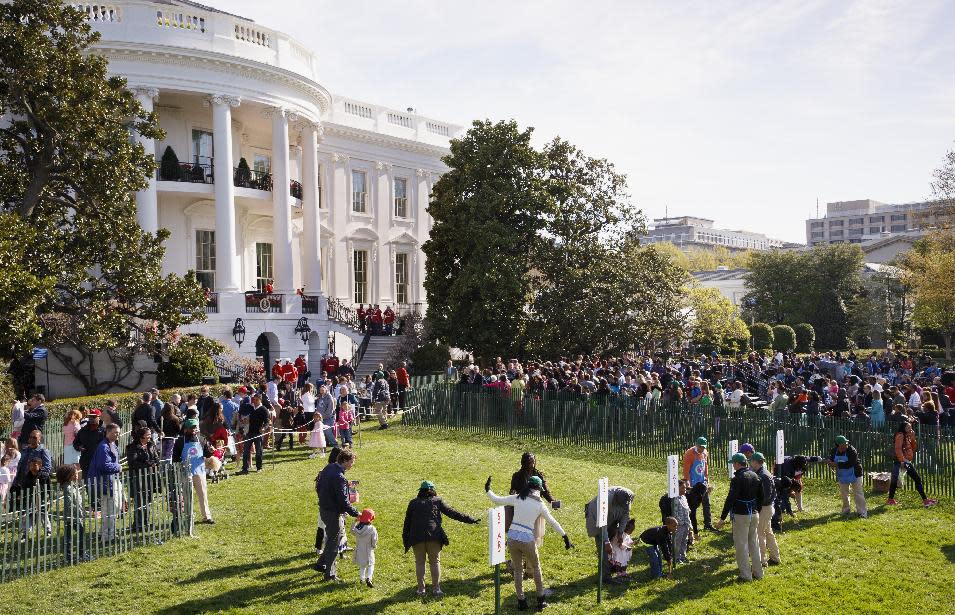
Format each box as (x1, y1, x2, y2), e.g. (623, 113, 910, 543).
(295, 354, 309, 388)
(337, 359, 356, 380)
(160, 403, 182, 461)
(173, 418, 214, 526)
(219, 389, 238, 430)
(395, 361, 410, 409)
(402, 479, 479, 597)
(317, 385, 338, 446)
(826, 436, 867, 518)
(15, 430, 52, 487)
(750, 452, 780, 567)
(18, 394, 47, 447)
(372, 376, 390, 429)
(62, 409, 82, 465)
(887, 421, 937, 507)
(149, 388, 164, 425)
(775, 454, 823, 517)
(87, 423, 123, 542)
(196, 385, 213, 421)
(715, 453, 763, 582)
(682, 436, 716, 532)
(316, 449, 359, 581)
(238, 394, 270, 474)
(584, 485, 634, 583)
(73, 409, 105, 477)
(134, 392, 160, 431)
(127, 425, 162, 535)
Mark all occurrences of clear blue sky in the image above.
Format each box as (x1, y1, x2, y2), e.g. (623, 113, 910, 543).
(207, 0, 955, 243)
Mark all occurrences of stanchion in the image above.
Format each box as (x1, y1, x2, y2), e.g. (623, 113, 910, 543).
(596, 477, 608, 604)
(488, 506, 505, 615)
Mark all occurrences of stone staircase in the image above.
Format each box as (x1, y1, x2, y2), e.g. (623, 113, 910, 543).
(354, 335, 405, 379)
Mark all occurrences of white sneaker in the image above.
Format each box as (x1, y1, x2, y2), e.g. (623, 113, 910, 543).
(542, 588, 555, 597)
(308, 453, 318, 459)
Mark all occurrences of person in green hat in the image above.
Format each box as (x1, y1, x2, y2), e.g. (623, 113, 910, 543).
(682, 436, 716, 532)
(749, 452, 780, 566)
(402, 479, 479, 597)
(715, 453, 763, 581)
(826, 436, 867, 518)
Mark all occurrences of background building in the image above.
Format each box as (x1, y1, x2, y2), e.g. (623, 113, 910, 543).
(805, 199, 943, 248)
(64, 0, 460, 389)
(641, 216, 798, 252)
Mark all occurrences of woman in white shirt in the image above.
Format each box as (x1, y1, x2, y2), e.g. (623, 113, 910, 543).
(485, 475, 572, 612)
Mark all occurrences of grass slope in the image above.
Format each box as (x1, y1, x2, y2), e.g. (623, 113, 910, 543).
(9, 426, 955, 615)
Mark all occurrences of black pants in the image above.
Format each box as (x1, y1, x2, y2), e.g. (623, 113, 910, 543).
(317, 509, 342, 576)
(275, 432, 294, 451)
(889, 461, 927, 500)
(689, 491, 712, 533)
(242, 434, 263, 471)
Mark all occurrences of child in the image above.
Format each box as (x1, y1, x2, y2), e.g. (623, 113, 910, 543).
(639, 517, 677, 580)
(669, 481, 691, 564)
(58, 464, 87, 564)
(307, 408, 327, 459)
(336, 402, 355, 448)
(608, 518, 636, 578)
(352, 508, 378, 587)
(0, 438, 20, 505)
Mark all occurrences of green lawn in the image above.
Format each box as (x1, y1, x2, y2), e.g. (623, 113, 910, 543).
(8, 426, 955, 614)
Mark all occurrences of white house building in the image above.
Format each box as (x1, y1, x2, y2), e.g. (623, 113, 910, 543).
(73, 1, 460, 375)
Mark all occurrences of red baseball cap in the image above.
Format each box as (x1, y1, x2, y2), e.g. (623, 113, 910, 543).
(87, 408, 102, 417)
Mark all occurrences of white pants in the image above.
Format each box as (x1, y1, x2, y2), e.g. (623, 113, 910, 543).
(192, 473, 212, 522)
(360, 563, 375, 581)
(757, 505, 779, 564)
(838, 478, 867, 517)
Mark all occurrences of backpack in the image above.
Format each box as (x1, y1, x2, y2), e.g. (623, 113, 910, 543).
(373, 380, 389, 402)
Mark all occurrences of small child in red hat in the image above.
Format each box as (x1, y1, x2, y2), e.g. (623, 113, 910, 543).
(352, 508, 378, 587)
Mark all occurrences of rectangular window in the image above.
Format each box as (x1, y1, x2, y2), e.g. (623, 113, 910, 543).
(810, 221, 824, 229)
(828, 220, 844, 227)
(848, 228, 863, 236)
(890, 214, 906, 221)
(869, 216, 884, 223)
(195, 230, 215, 290)
(810, 231, 824, 239)
(869, 226, 882, 234)
(890, 224, 907, 232)
(395, 253, 408, 304)
(351, 170, 367, 213)
(849, 217, 864, 225)
(830, 230, 844, 238)
(353, 249, 368, 304)
(253, 154, 270, 174)
(191, 129, 213, 166)
(256, 242, 273, 291)
(394, 177, 408, 218)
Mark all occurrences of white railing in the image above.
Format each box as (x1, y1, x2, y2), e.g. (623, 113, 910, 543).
(235, 23, 272, 48)
(427, 122, 450, 136)
(344, 101, 374, 119)
(156, 9, 206, 33)
(72, 3, 121, 22)
(387, 112, 414, 129)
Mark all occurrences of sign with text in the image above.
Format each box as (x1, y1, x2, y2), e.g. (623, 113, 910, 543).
(32, 347, 48, 360)
(597, 477, 609, 528)
(488, 506, 506, 566)
(776, 430, 785, 466)
(667, 455, 679, 498)
(728, 439, 739, 479)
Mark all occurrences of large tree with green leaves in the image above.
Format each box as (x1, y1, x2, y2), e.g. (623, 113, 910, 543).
(686, 286, 749, 354)
(0, 1, 204, 393)
(900, 233, 955, 359)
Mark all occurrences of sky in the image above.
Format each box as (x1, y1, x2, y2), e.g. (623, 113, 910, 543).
(206, 0, 955, 243)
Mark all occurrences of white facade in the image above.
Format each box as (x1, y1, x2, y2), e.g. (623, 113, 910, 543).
(642, 216, 798, 252)
(75, 1, 459, 367)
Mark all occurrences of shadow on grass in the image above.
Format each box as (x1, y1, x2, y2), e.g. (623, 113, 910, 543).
(312, 575, 493, 615)
(180, 551, 313, 585)
(942, 544, 955, 563)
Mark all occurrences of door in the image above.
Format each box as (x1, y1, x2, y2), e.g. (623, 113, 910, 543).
(255, 333, 270, 375)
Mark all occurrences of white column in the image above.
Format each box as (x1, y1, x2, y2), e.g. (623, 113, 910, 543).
(332, 154, 350, 300)
(211, 94, 241, 292)
(133, 87, 159, 233)
(415, 169, 430, 303)
(268, 107, 295, 294)
(376, 161, 393, 304)
(302, 121, 323, 296)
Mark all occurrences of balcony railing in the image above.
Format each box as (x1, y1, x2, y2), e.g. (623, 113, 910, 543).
(290, 180, 303, 200)
(205, 292, 219, 314)
(302, 294, 320, 314)
(158, 160, 214, 184)
(245, 292, 283, 313)
(233, 167, 272, 191)
(326, 297, 360, 329)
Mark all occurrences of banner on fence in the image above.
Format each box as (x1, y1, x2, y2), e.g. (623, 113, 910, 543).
(488, 506, 506, 566)
(597, 477, 608, 528)
(776, 430, 785, 466)
(728, 439, 739, 479)
(667, 455, 679, 498)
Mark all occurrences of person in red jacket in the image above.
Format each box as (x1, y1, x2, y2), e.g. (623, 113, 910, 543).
(371, 305, 383, 335)
(271, 359, 283, 382)
(383, 306, 396, 335)
(282, 360, 298, 386)
(295, 354, 308, 388)
(356, 305, 366, 333)
(395, 361, 410, 409)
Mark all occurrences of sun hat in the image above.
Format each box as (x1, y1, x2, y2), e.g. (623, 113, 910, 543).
(740, 443, 755, 454)
(420, 480, 435, 491)
(752, 452, 766, 463)
(835, 435, 848, 445)
(358, 508, 376, 524)
(696, 436, 707, 447)
(730, 453, 748, 465)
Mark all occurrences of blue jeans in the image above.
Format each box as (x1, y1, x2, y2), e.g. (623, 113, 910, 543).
(339, 428, 352, 446)
(646, 546, 663, 578)
(323, 426, 338, 447)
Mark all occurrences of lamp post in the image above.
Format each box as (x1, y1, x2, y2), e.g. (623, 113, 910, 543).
(294, 317, 311, 345)
(232, 318, 246, 347)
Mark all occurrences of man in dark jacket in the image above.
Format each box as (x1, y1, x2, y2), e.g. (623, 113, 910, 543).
(238, 394, 270, 474)
(74, 409, 105, 478)
(750, 452, 780, 567)
(15, 429, 52, 486)
(715, 453, 763, 582)
(18, 394, 47, 447)
(133, 392, 160, 431)
(315, 449, 359, 581)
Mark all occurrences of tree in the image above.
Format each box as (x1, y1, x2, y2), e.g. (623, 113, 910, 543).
(160, 145, 181, 181)
(686, 286, 749, 354)
(0, 1, 205, 391)
(794, 323, 815, 352)
(157, 335, 223, 388)
(772, 325, 796, 352)
(929, 144, 955, 225)
(750, 323, 774, 351)
(742, 251, 806, 325)
(900, 235, 955, 359)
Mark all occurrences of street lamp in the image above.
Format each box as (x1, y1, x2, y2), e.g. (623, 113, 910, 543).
(294, 317, 311, 344)
(232, 318, 246, 347)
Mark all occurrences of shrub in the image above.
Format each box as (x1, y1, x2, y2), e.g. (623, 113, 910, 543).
(750, 322, 774, 351)
(794, 323, 815, 353)
(234, 157, 252, 187)
(772, 325, 797, 352)
(157, 335, 224, 388)
(159, 145, 180, 181)
(408, 342, 451, 375)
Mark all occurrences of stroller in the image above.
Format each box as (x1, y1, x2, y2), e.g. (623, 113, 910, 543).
(205, 427, 232, 484)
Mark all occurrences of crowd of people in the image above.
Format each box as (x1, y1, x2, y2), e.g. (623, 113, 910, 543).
(355, 304, 399, 336)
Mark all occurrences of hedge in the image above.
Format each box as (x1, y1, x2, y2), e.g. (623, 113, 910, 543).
(794, 323, 815, 353)
(772, 325, 797, 352)
(750, 322, 774, 351)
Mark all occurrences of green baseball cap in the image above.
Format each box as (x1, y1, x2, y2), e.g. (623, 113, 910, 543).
(835, 435, 848, 445)
(751, 452, 766, 463)
(527, 476, 543, 489)
(730, 453, 748, 465)
(420, 480, 435, 491)
(696, 437, 708, 447)
(183, 418, 199, 428)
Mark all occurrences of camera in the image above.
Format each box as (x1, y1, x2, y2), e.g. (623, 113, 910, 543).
(551, 500, 562, 509)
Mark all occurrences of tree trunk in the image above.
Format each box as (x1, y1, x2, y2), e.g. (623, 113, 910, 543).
(944, 333, 952, 361)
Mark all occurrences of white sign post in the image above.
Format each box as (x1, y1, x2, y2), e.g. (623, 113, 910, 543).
(776, 430, 785, 469)
(489, 506, 506, 614)
(597, 477, 609, 528)
(728, 439, 739, 479)
(667, 455, 679, 498)
(596, 477, 609, 603)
